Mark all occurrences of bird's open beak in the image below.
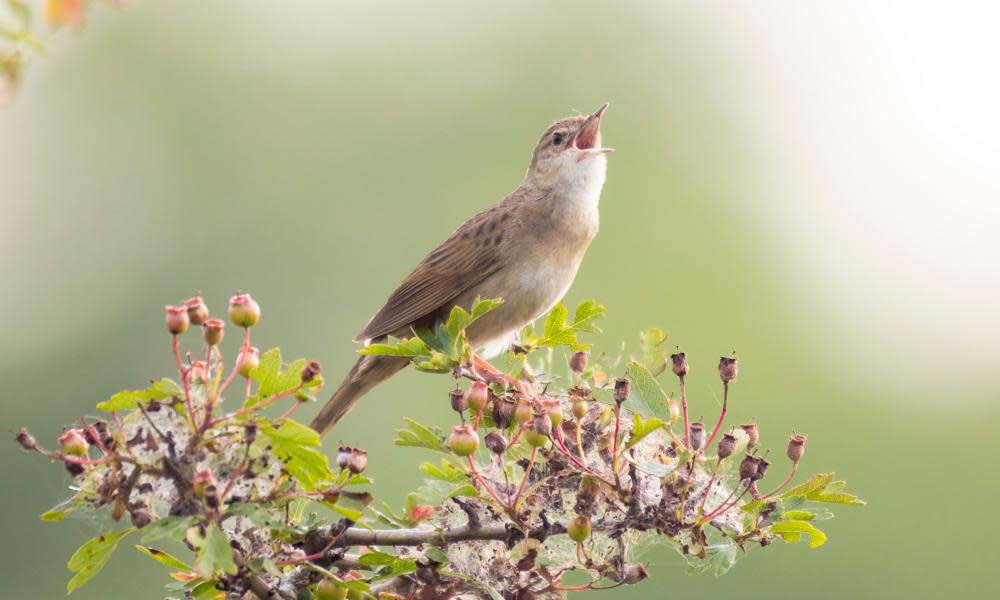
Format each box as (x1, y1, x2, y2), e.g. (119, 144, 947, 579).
(574, 102, 614, 154)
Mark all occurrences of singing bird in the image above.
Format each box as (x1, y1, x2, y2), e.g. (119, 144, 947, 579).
(311, 104, 613, 436)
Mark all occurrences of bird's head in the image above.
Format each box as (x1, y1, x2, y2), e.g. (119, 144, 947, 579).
(526, 103, 613, 189)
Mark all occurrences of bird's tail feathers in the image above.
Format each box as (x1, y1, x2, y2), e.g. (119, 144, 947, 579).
(310, 354, 408, 437)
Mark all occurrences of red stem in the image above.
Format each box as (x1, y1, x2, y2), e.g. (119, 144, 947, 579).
(760, 464, 798, 500)
(218, 328, 252, 399)
(704, 381, 729, 450)
(512, 447, 537, 510)
(173, 335, 196, 428)
(467, 456, 507, 508)
(681, 377, 690, 450)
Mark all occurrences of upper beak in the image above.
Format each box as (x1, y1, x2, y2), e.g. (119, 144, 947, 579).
(573, 102, 613, 153)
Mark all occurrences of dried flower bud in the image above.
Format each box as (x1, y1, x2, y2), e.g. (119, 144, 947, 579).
(184, 296, 209, 326)
(14, 428, 37, 451)
(717, 432, 737, 460)
(620, 563, 649, 585)
(484, 431, 507, 455)
(570, 351, 589, 374)
(493, 397, 513, 429)
(337, 446, 352, 470)
(203, 319, 225, 346)
(754, 457, 770, 480)
(513, 397, 533, 424)
(740, 422, 759, 449)
(165, 305, 190, 335)
(542, 396, 563, 427)
(738, 454, 759, 482)
(58, 429, 89, 457)
(300, 360, 322, 383)
(449, 389, 467, 413)
(613, 378, 630, 405)
(321, 488, 341, 504)
(193, 468, 216, 496)
(244, 420, 258, 443)
(567, 515, 592, 542)
(670, 352, 689, 378)
(719, 355, 738, 383)
(787, 434, 807, 464)
(237, 346, 260, 378)
(347, 447, 368, 474)
(532, 413, 552, 438)
(465, 380, 489, 412)
(449, 424, 479, 456)
(130, 507, 152, 529)
(668, 397, 680, 423)
(189, 360, 210, 383)
(689, 421, 706, 451)
(572, 397, 589, 420)
(228, 293, 261, 328)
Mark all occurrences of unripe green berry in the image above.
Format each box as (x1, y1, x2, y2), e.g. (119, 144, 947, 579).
(314, 578, 347, 600)
(567, 515, 591, 542)
(466, 380, 489, 412)
(572, 397, 588, 419)
(524, 428, 549, 448)
(542, 397, 563, 427)
(165, 305, 190, 335)
(58, 429, 88, 457)
(228, 293, 261, 328)
(514, 398, 533, 424)
(449, 424, 479, 456)
(203, 319, 225, 346)
(237, 346, 260, 378)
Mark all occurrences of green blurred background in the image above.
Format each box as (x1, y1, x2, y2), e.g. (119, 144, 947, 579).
(2, 1, 998, 598)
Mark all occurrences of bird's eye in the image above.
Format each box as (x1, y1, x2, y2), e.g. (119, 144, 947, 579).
(552, 132, 564, 146)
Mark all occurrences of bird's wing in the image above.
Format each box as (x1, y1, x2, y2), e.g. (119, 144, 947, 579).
(355, 199, 521, 342)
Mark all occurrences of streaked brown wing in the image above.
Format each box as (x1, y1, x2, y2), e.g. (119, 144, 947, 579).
(354, 207, 509, 342)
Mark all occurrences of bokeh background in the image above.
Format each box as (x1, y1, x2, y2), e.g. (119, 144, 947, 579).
(2, 1, 998, 598)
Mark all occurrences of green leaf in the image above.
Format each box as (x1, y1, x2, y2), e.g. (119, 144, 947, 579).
(625, 414, 665, 449)
(781, 473, 866, 506)
(419, 459, 467, 483)
(97, 378, 182, 411)
(330, 504, 363, 522)
(194, 523, 237, 578)
(66, 528, 134, 593)
(525, 300, 606, 351)
(260, 419, 334, 490)
(394, 418, 447, 453)
(135, 545, 192, 571)
(140, 516, 197, 543)
(360, 551, 418, 581)
(624, 361, 671, 420)
(245, 349, 310, 408)
(638, 327, 668, 375)
(40, 508, 70, 522)
(770, 519, 828, 548)
(781, 510, 815, 521)
(426, 547, 449, 564)
(359, 336, 430, 358)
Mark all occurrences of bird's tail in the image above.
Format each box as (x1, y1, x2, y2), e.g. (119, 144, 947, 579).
(310, 354, 409, 437)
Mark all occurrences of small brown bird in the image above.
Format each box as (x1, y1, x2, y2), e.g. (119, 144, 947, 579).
(311, 104, 613, 435)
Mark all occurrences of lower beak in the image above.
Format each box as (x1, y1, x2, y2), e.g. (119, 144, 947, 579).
(574, 102, 614, 153)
